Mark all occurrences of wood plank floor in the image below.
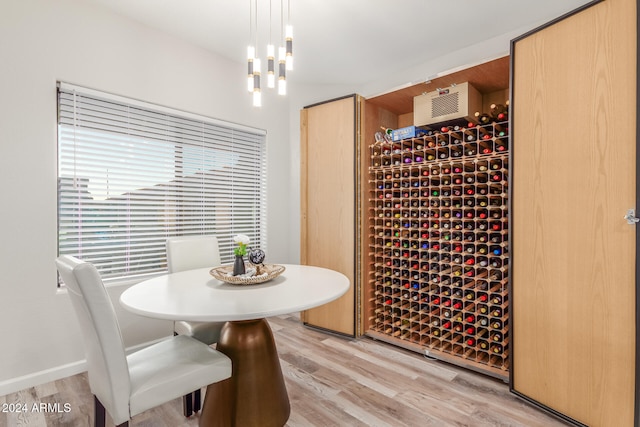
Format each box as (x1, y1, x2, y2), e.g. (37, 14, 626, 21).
(0, 314, 570, 427)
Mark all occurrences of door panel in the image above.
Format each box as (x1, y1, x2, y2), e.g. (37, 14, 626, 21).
(300, 96, 357, 336)
(511, 0, 636, 425)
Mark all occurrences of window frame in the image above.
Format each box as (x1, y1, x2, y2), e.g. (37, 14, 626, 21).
(56, 82, 267, 284)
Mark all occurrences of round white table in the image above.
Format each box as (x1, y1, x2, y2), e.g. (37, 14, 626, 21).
(119, 264, 350, 427)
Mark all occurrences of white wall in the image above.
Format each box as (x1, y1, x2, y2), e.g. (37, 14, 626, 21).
(0, 0, 291, 394)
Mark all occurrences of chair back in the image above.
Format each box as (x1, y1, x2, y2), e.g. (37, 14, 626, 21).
(56, 255, 131, 423)
(166, 235, 222, 273)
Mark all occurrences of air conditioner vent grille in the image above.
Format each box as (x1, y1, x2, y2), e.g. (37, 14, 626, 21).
(432, 92, 460, 118)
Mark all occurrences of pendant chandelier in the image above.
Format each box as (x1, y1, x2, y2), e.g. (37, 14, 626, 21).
(247, 0, 293, 107)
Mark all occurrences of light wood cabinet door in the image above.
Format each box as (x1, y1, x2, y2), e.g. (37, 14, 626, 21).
(300, 95, 360, 336)
(511, 0, 637, 425)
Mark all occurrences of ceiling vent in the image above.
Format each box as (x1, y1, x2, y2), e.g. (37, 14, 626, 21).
(414, 82, 482, 127)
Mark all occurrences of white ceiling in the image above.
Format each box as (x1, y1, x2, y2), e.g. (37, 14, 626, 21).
(85, 0, 592, 86)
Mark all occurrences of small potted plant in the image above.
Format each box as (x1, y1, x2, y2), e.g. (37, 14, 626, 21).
(232, 234, 250, 276)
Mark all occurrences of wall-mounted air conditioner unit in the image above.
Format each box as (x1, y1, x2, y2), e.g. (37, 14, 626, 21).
(414, 82, 482, 127)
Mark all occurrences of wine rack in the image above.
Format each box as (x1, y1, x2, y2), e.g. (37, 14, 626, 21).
(366, 117, 509, 380)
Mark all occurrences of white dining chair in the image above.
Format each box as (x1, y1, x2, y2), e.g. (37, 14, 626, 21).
(166, 235, 227, 417)
(55, 255, 232, 427)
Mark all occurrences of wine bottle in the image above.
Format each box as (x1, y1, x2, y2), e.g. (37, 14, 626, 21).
(489, 103, 505, 116)
(477, 292, 489, 303)
(465, 131, 476, 142)
(478, 126, 492, 139)
(489, 103, 508, 119)
(474, 111, 492, 125)
(491, 294, 504, 305)
(495, 139, 508, 152)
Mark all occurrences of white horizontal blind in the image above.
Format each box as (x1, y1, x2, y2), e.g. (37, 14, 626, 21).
(57, 84, 267, 283)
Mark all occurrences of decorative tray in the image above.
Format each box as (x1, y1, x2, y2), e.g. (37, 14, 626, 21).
(209, 263, 285, 285)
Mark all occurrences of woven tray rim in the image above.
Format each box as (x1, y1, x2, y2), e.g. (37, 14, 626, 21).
(209, 263, 286, 285)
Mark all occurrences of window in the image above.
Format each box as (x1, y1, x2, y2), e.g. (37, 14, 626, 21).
(57, 82, 267, 283)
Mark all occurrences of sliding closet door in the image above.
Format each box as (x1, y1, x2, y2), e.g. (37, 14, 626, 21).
(511, 0, 637, 425)
(300, 95, 360, 336)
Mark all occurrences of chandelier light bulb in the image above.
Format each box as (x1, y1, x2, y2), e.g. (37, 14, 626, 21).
(253, 58, 262, 107)
(285, 25, 293, 71)
(278, 78, 287, 96)
(253, 90, 262, 107)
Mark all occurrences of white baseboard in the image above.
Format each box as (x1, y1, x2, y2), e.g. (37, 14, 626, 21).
(0, 336, 170, 397)
(0, 360, 86, 397)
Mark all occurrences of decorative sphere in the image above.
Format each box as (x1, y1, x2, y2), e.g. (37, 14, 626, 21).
(248, 248, 266, 265)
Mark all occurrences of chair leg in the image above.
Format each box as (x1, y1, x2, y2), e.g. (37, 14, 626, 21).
(193, 388, 202, 413)
(176, 331, 196, 418)
(183, 392, 194, 417)
(94, 396, 106, 427)
(95, 395, 129, 426)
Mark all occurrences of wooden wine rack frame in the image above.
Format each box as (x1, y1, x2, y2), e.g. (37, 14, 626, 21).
(366, 120, 509, 380)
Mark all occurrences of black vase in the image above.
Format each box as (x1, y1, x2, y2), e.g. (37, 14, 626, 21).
(233, 255, 246, 276)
